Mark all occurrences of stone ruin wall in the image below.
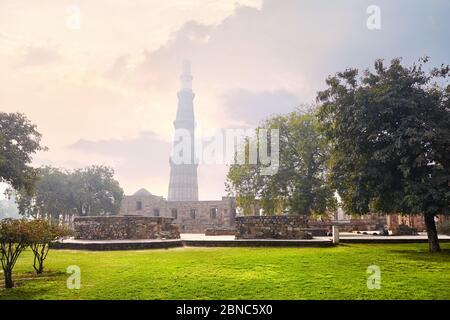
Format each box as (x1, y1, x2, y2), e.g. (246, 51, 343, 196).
(120, 195, 237, 233)
(74, 216, 180, 240)
(387, 214, 449, 235)
(309, 217, 387, 233)
(235, 215, 312, 239)
(204, 227, 236, 236)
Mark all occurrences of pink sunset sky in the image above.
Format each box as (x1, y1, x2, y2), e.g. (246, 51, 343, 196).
(1, 0, 448, 199)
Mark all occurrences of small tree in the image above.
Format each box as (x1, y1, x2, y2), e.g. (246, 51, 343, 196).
(28, 219, 69, 274)
(226, 112, 336, 216)
(0, 218, 31, 288)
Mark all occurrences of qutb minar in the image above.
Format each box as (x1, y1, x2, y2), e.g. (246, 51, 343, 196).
(119, 60, 236, 233)
(168, 60, 199, 201)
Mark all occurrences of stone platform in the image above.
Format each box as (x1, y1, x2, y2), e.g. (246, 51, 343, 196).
(73, 215, 180, 240)
(338, 233, 450, 244)
(235, 215, 311, 239)
(50, 233, 450, 251)
(50, 239, 183, 251)
(183, 238, 332, 247)
(51, 234, 332, 250)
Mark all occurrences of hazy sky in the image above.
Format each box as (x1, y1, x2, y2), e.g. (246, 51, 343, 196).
(1, 0, 449, 199)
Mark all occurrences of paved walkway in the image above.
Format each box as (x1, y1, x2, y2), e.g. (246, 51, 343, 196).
(181, 233, 235, 241)
(51, 238, 183, 250)
(58, 233, 450, 243)
(60, 238, 182, 244)
(180, 233, 450, 241)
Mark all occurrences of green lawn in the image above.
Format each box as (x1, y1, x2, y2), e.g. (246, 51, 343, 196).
(1, 243, 449, 300)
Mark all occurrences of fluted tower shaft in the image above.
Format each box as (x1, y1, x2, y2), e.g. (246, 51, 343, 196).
(168, 60, 199, 201)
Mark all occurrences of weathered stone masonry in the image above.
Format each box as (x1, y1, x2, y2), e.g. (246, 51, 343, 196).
(74, 216, 180, 240)
(120, 189, 237, 233)
(235, 215, 312, 239)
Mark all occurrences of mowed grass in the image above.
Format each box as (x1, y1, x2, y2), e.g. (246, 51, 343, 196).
(0, 243, 449, 300)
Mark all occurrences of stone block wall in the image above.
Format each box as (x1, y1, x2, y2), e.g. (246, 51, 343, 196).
(235, 215, 312, 239)
(205, 227, 236, 236)
(74, 216, 180, 240)
(387, 214, 450, 235)
(309, 218, 387, 232)
(120, 195, 237, 233)
(174, 199, 236, 233)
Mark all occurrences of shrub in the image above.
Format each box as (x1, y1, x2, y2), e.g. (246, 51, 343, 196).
(27, 219, 70, 274)
(0, 218, 31, 288)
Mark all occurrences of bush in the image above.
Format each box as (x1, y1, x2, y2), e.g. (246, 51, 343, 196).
(27, 219, 70, 274)
(0, 218, 70, 288)
(0, 218, 31, 288)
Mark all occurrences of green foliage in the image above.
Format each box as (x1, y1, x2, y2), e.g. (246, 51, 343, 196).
(71, 165, 124, 216)
(0, 218, 70, 287)
(27, 219, 70, 274)
(0, 113, 46, 196)
(226, 150, 262, 215)
(0, 218, 31, 288)
(226, 111, 336, 215)
(317, 58, 449, 217)
(316, 57, 449, 252)
(16, 165, 124, 219)
(16, 167, 73, 219)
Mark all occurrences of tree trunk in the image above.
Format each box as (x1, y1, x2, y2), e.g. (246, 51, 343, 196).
(33, 257, 44, 274)
(4, 269, 13, 288)
(424, 213, 440, 252)
(37, 262, 44, 274)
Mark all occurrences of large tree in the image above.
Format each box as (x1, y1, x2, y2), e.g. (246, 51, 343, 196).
(16, 165, 124, 220)
(70, 165, 124, 216)
(317, 58, 449, 252)
(0, 112, 46, 195)
(16, 166, 76, 220)
(226, 111, 336, 216)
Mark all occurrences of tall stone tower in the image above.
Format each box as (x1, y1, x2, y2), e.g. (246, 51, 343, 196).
(168, 60, 199, 201)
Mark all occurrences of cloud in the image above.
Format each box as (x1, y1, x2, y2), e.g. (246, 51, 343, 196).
(15, 44, 62, 67)
(104, 54, 130, 80)
(98, 0, 450, 130)
(0, 31, 19, 42)
(222, 89, 299, 126)
(70, 131, 170, 165)
(68, 131, 232, 199)
(69, 132, 171, 195)
(94, 0, 450, 197)
(135, 0, 450, 99)
(3, 0, 449, 200)
(135, 20, 214, 89)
